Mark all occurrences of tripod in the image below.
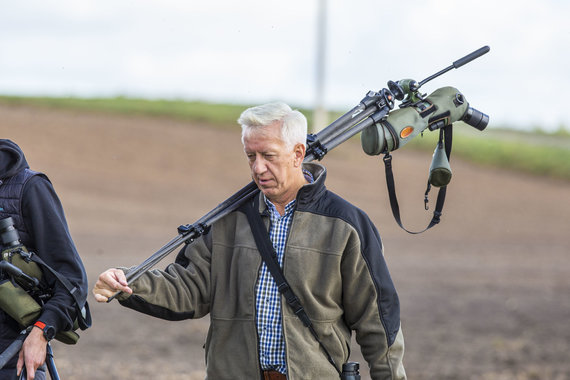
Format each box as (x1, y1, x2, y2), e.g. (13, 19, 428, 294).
(106, 46, 491, 301)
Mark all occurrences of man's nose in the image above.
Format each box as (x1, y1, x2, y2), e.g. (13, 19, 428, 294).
(252, 157, 267, 174)
(251, 157, 265, 174)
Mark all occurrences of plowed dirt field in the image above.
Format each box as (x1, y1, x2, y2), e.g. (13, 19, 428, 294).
(3, 103, 569, 379)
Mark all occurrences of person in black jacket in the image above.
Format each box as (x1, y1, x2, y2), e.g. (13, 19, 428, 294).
(0, 139, 89, 380)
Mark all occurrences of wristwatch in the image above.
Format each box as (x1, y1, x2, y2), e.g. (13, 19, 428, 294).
(33, 321, 56, 341)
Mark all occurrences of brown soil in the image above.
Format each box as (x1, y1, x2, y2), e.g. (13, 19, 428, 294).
(2, 103, 569, 379)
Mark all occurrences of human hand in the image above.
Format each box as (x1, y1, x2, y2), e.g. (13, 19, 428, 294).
(92, 268, 132, 302)
(17, 327, 46, 380)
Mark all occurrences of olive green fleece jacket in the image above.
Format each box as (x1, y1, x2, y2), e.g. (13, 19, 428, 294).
(118, 163, 406, 380)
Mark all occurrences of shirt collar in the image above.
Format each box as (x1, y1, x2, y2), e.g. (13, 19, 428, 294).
(263, 196, 296, 219)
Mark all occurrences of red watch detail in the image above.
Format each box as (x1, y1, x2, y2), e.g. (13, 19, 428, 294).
(34, 321, 47, 330)
(33, 320, 55, 341)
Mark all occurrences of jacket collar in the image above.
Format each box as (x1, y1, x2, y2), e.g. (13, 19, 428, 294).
(296, 163, 327, 209)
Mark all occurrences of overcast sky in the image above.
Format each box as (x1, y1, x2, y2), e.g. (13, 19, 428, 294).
(1, 0, 568, 131)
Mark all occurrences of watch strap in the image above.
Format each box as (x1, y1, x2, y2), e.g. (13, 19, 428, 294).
(33, 321, 55, 341)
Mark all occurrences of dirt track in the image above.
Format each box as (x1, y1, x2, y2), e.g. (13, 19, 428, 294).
(2, 103, 570, 380)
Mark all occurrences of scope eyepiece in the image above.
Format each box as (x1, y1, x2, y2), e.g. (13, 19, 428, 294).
(387, 81, 405, 101)
(462, 107, 489, 131)
(0, 217, 21, 247)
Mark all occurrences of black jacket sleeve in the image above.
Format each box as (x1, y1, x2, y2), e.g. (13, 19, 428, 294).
(21, 176, 88, 333)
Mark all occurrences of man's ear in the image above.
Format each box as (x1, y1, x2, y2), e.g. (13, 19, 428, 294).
(293, 143, 306, 167)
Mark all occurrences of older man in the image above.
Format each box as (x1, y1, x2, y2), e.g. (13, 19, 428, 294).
(93, 102, 406, 379)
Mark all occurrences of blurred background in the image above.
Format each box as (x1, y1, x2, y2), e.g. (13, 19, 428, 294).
(1, 1, 569, 379)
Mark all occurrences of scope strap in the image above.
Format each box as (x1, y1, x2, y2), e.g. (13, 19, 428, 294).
(241, 197, 341, 375)
(27, 252, 92, 330)
(383, 124, 453, 234)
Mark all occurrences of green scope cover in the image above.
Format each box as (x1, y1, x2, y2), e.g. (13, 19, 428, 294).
(2, 246, 44, 281)
(361, 86, 469, 155)
(0, 280, 80, 344)
(1, 247, 81, 344)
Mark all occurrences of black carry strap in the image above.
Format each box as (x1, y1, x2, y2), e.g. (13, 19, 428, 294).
(27, 252, 92, 330)
(383, 124, 453, 234)
(242, 198, 341, 375)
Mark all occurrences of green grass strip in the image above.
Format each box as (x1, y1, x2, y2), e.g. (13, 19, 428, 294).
(0, 95, 251, 126)
(407, 126, 570, 180)
(2, 96, 569, 180)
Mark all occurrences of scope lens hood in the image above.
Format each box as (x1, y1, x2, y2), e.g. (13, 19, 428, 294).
(462, 107, 489, 131)
(0, 217, 20, 246)
(0, 217, 14, 230)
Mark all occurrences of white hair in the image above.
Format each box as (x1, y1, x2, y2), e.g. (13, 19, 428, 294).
(237, 102, 307, 149)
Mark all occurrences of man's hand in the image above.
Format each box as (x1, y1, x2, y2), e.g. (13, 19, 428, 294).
(17, 327, 46, 380)
(92, 268, 133, 302)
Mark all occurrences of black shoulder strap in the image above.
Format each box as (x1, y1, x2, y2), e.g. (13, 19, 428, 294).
(383, 124, 453, 234)
(241, 197, 340, 375)
(28, 252, 92, 330)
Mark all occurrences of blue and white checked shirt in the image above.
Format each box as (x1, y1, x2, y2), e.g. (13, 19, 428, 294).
(255, 197, 295, 374)
(256, 170, 314, 374)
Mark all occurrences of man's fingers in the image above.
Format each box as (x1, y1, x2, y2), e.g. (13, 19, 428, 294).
(110, 268, 128, 285)
(25, 360, 36, 380)
(17, 349, 24, 375)
(102, 268, 130, 290)
(92, 285, 130, 302)
(18, 330, 46, 380)
(93, 292, 109, 303)
(92, 268, 132, 302)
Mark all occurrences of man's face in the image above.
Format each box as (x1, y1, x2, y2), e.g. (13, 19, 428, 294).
(243, 122, 305, 205)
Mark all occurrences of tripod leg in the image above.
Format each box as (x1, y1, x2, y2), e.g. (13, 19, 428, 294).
(45, 344, 59, 380)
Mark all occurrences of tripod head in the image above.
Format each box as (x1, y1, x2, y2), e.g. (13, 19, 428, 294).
(388, 46, 490, 106)
(361, 46, 490, 179)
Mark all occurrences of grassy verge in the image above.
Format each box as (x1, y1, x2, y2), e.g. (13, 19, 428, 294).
(0, 95, 319, 127)
(0, 95, 251, 126)
(2, 96, 569, 181)
(407, 124, 570, 180)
